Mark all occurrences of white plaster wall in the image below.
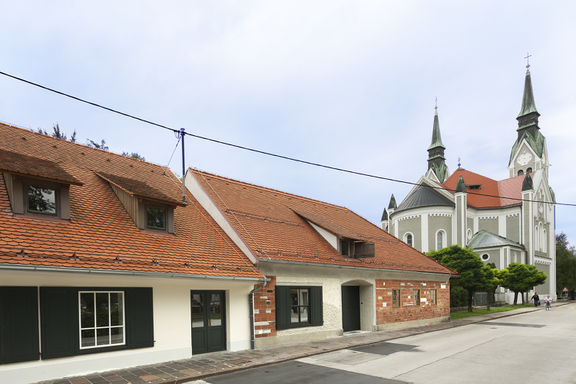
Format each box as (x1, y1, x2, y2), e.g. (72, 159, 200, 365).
(0, 269, 255, 384)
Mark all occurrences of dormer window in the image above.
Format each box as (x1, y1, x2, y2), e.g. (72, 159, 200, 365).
(0, 149, 82, 220)
(26, 185, 57, 215)
(340, 238, 351, 256)
(146, 205, 167, 230)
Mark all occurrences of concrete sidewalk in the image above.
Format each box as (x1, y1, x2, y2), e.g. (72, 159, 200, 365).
(37, 303, 567, 384)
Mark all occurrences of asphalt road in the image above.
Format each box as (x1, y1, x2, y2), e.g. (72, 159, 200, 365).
(191, 304, 576, 384)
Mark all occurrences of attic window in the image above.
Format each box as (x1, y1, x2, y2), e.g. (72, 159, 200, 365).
(146, 205, 167, 230)
(467, 184, 481, 190)
(26, 185, 57, 215)
(340, 238, 374, 258)
(340, 238, 351, 256)
(2, 173, 72, 220)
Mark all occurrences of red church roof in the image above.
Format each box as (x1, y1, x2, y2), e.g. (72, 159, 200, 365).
(443, 168, 524, 208)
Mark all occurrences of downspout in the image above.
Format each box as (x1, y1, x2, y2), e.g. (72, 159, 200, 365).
(249, 277, 268, 350)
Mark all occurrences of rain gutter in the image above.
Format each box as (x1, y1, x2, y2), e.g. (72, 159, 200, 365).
(0, 263, 263, 281)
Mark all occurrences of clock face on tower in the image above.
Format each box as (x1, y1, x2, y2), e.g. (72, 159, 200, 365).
(517, 151, 532, 166)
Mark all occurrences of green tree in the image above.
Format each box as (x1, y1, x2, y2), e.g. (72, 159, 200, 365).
(36, 124, 77, 142)
(482, 263, 507, 310)
(122, 152, 145, 161)
(428, 245, 487, 312)
(501, 263, 547, 304)
(556, 233, 576, 299)
(87, 139, 109, 151)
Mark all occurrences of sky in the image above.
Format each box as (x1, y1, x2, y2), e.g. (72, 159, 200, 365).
(1, 1, 576, 246)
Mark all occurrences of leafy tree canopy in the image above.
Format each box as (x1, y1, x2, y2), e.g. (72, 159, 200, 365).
(428, 245, 486, 311)
(36, 124, 76, 142)
(122, 152, 145, 161)
(556, 233, 576, 297)
(501, 263, 547, 304)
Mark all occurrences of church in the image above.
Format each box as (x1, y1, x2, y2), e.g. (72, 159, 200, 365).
(381, 65, 556, 303)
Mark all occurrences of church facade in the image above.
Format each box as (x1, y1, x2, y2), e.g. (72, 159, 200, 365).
(381, 66, 556, 302)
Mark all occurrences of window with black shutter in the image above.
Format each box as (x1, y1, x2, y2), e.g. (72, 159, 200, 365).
(276, 286, 323, 330)
(0, 287, 40, 364)
(40, 286, 154, 360)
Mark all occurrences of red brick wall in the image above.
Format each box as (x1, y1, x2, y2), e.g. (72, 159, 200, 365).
(253, 276, 276, 338)
(375, 279, 450, 324)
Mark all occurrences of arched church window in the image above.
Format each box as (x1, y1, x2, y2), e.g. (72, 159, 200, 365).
(543, 228, 547, 252)
(535, 224, 540, 251)
(404, 233, 413, 247)
(517, 170, 524, 176)
(527, 167, 533, 174)
(436, 230, 446, 250)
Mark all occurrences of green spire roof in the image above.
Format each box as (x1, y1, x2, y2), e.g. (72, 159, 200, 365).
(518, 67, 538, 118)
(381, 208, 388, 221)
(388, 194, 397, 209)
(428, 108, 445, 150)
(456, 176, 466, 193)
(427, 105, 448, 183)
(509, 66, 545, 165)
(522, 172, 534, 191)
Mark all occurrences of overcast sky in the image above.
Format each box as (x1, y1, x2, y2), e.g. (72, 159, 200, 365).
(2, 1, 576, 246)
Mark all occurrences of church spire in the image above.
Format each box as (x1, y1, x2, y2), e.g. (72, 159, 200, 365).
(509, 62, 547, 173)
(516, 60, 540, 132)
(427, 101, 448, 183)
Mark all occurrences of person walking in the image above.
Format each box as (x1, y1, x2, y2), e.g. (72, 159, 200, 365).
(531, 292, 540, 307)
(544, 295, 552, 311)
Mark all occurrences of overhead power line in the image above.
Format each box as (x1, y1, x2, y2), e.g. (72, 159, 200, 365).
(1, 69, 574, 207)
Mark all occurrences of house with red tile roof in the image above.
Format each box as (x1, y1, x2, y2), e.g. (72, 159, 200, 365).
(186, 168, 454, 348)
(0, 122, 264, 383)
(382, 67, 556, 303)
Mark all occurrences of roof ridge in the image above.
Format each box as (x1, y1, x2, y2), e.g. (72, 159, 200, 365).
(0, 122, 172, 171)
(190, 168, 352, 211)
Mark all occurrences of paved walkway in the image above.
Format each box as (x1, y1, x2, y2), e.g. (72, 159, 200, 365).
(37, 303, 566, 384)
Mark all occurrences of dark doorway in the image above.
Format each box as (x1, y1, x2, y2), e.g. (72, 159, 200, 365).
(341, 286, 361, 332)
(191, 290, 226, 354)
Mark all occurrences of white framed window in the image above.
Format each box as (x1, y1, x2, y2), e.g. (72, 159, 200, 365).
(404, 233, 414, 247)
(543, 228, 547, 252)
(467, 228, 473, 240)
(481, 254, 490, 261)
(79, 291, 125, 349)
(435, 230, 446, 250)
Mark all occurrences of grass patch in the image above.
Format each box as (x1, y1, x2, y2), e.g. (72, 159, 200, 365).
(450, 304, 533, 320)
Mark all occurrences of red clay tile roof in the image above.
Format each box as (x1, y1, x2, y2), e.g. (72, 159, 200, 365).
(443, 168, 524, 208)
(0, 122, 262, 279)
(191, 169, 453, 275)
(0, 148, 83, 185)
(96, 172, 185, 206)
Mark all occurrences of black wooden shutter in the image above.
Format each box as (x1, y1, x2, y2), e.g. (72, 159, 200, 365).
(310, 286, 323, 326)
(275, 286, 289, 330)
(125, 288, 154, 349)
(40, 287, 78, 359)
(0, 287, 40, 364)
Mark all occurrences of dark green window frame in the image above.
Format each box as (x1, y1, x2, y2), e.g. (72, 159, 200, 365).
(276, 286, 323, 330)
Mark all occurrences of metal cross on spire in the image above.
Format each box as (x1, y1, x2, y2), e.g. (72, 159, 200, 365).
(434, 97, 438, 113)
(524, 52, 532, 69)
